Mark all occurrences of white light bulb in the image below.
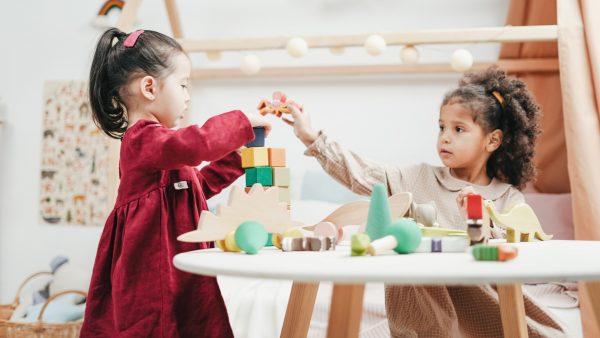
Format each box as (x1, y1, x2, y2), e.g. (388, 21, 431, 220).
(206, 51, 222, 61)
(329, 46, 345, 55)
(364, 34, 386, 56)
(451, 49, 473, 72)
(286, 37, 308, 58)
(400, 45, 419, 65)
(240, 55, 261, 75)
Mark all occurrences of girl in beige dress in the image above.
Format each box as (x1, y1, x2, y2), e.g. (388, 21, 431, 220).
(282, 67, 569, 337)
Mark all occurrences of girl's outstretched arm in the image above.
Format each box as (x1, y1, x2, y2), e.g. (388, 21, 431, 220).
(134, 110, 254, 170)
(284, 104, 407, 196)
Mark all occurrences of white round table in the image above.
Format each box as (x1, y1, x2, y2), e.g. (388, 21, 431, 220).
(174, 240, 600, 338)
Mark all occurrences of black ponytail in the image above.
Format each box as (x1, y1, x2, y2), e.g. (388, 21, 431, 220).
(441, 66, 541, 189)
(88, 28, 184, 139)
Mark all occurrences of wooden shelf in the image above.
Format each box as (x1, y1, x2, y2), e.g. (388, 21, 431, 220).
(192, 58, 559, 79)
(180, 25, 557, 52)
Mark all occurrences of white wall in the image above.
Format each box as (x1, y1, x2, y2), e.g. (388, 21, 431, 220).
(0, 0, 508, 301)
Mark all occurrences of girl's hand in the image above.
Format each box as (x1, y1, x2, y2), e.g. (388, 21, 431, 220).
(456, 186, 477, 218)
(245, 113, 272, 137)
(282, 101, 319, 147)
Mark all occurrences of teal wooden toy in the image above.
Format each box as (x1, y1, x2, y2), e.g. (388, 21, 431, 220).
(235, 221, 268, 254)
(245, 167, 273, 187)
(365, 183, 392, 241)
(368, 218, 422, 255)
(265, 232, 273, 246)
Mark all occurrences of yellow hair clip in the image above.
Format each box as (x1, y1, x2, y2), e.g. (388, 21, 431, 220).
(491, 90, 505, 107)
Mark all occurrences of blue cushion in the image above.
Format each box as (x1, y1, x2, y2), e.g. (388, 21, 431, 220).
(24, 293, 85, 323)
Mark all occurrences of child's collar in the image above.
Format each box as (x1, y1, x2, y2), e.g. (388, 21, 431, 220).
(432, 166, 513, 200)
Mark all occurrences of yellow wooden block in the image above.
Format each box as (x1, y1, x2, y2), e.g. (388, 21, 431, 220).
(283, 227, 303, 238)
(268, 148, 286, 167)
(273, 167, 290, 187)
(278, 187, 291, 203)
(225, 231, 241, 252)
(273, 227, 302, 249)
(216, 239, 228, 252)
(241, 147, 269, 168)
(272, 233, 283, 249)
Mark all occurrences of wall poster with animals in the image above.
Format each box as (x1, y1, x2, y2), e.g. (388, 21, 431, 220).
(39, 81, 109, 226)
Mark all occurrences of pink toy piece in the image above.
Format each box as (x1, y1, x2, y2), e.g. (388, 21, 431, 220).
(273, 91, 287, 104)
(281, 236, 336, 252)
(314, 222, 339, 240)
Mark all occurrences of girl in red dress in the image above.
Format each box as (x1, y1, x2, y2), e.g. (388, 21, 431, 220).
(80, 28, 271, 337)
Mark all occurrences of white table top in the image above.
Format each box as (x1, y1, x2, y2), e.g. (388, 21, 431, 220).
(173, 240, 600, 285)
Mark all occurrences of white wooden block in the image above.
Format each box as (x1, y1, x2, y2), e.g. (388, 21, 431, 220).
(272, 167, 290, 187)
(415, 236, 470, 253)
(278, 187, 291, 203)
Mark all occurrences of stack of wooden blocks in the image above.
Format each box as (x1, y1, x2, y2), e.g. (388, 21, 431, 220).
(241, 127, 291, 209)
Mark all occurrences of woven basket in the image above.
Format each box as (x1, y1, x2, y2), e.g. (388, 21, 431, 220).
(0, 272, 86, 338)
(0, 272, 52, 320)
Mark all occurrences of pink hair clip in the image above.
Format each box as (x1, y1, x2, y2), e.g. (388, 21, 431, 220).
(124, 30, 144, 48)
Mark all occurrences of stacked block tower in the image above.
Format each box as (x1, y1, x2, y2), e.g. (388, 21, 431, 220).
(241, 127, 291, 209)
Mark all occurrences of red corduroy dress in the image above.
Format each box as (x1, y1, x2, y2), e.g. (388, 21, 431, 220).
(80, 110, 254, 337)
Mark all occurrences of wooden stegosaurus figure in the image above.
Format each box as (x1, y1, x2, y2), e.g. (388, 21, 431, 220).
(178, 184, 303, 243)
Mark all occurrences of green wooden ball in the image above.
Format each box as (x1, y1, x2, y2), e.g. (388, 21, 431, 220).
(385, 218, 422, 254)
(235, 221, 268, 254)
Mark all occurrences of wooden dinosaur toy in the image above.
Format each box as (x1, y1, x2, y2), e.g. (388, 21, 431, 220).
(303, 191, 440, 240)
(302, 191, 434, 227)
(178, 184, 303, 243)
(483, 200, 553, 242)
(302, 192, 410, 232)
(257, 91, 299, 117)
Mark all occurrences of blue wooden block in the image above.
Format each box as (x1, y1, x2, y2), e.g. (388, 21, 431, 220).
(245, 127, 265, 148)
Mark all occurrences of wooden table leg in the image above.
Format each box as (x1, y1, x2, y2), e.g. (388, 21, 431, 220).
(583, 281, 600, 332)
(281, 282, 319, 338)
(497, 283, 528, 338)
(326, 283, 365, 338)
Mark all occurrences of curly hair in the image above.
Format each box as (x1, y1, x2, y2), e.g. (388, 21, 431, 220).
(441, 66, 541, 189)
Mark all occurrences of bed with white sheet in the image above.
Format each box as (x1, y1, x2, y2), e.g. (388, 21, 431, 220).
(213, 171, 582, 338)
